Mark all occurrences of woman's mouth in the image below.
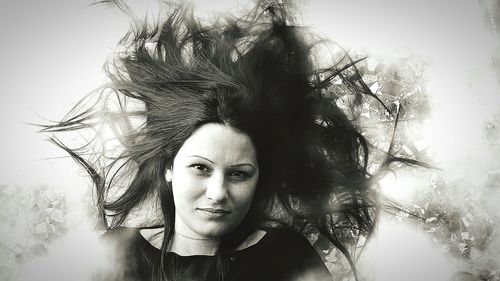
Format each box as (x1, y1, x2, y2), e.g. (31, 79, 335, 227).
(196, 208, 231, 218)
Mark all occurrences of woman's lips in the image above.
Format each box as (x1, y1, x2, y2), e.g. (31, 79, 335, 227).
(196, 208, 231, 218)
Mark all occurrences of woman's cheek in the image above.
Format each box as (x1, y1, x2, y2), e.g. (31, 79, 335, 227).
(233, 183, 257, 207)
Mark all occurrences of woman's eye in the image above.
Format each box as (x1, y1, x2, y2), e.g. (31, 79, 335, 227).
(229, 170, 248, 179)
(190, 164, 210, 173)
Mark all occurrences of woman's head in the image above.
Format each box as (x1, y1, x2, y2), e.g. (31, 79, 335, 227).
(107, 4, 315, 231)
(167, 122, 259, 238)
(126, 77, 268, 234)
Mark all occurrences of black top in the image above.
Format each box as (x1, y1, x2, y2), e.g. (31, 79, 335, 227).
(97, 227, 333, 281)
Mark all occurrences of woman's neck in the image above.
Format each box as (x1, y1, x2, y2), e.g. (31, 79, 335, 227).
(170, 232, 220, 256)
(139, 227, 267, 255)
(139, 228, 219, 256)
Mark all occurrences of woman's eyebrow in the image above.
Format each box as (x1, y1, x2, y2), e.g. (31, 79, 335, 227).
(230, 163, 256, 169)
(187, 155, 214, 164)
(187, 155, 256, 169)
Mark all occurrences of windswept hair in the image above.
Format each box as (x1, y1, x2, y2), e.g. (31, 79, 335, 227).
(42, 1, 411, 280)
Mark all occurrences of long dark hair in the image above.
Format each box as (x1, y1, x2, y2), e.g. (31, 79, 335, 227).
(42, 1, 414, 280)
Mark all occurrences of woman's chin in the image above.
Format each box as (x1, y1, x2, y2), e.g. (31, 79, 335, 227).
(191, 222, 238, 238)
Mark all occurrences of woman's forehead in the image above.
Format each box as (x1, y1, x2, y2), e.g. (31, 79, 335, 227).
(175, 123, 258, 165)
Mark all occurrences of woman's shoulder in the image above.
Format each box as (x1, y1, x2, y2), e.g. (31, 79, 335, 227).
(96, 227, 154, 281)
(262, 227, 307, 239)
(98, 227, 142, 262)
(99, 226, 156, 256)
(100, 227, 141, 246)
(234, 227, 333, 281)
(257, 227, 314, 251)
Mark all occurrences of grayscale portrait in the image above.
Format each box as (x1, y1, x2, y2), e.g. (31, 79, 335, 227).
(1, 1, 499, 281)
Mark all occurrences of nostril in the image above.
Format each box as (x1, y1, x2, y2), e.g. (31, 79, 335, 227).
(206, 188, 228, 202)
(205, 177, 228, 202)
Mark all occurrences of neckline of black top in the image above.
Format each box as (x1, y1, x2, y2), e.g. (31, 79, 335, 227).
(134, 227, 274, 258)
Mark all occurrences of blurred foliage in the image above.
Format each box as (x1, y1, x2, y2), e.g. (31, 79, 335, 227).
(409, 172, 500, 281)
(0, 184, 68, 280)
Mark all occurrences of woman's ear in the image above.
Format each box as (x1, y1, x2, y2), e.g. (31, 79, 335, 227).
(165, 168, 172, 182)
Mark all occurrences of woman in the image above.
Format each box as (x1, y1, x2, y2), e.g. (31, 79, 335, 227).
(44, 1, 392, 280)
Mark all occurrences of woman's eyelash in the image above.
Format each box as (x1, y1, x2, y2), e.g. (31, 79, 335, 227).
(189, 165, 250, 179)
(229, 170, 249, 178)
(190, 164, 210, 172)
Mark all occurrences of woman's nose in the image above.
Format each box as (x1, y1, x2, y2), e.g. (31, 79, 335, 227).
(205, 173, 228, 203)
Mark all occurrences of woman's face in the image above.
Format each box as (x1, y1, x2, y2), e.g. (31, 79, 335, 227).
(167, 123, 259, 238)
